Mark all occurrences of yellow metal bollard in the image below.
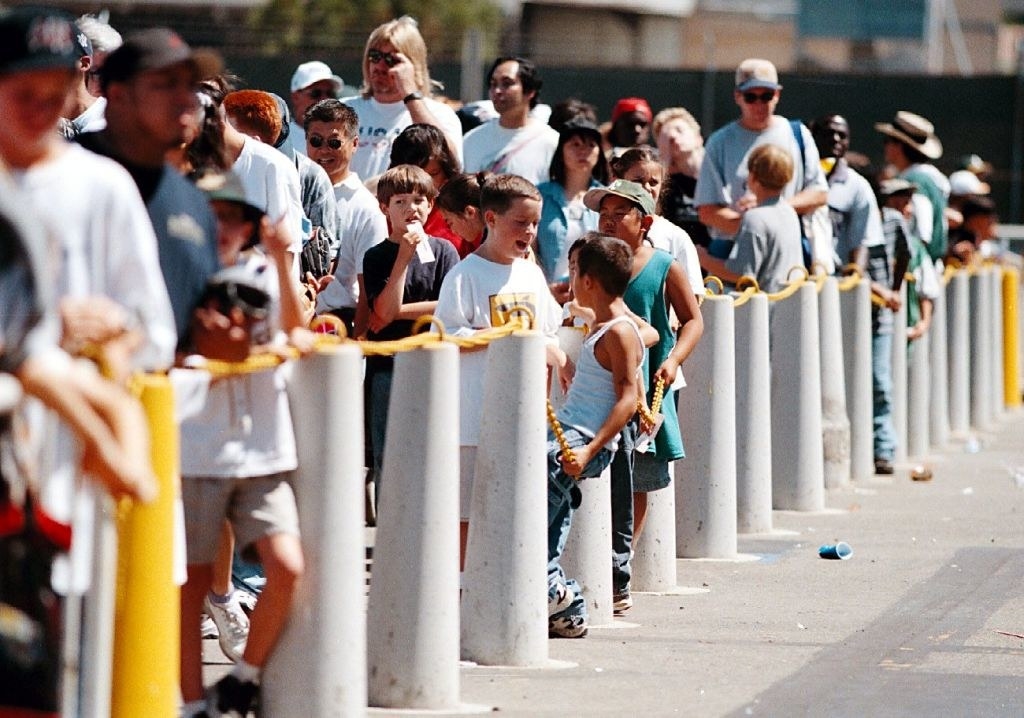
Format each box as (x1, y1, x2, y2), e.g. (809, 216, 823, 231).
(1004, 267, 1021, 408)
(110, 374, 180, 717)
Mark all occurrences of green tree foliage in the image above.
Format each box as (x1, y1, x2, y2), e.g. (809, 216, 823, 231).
(250, 0, 504, 57)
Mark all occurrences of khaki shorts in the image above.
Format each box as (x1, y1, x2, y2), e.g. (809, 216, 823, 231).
(460, 446, 476, 521)
(182, 473, 300, 565)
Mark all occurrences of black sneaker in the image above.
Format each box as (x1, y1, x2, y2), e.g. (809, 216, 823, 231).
(612, 588, 632, 615)
(204, 674, 259, 718)
(874, 458, 894, 475)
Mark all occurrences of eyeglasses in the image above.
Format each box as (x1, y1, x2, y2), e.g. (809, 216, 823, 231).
(368, 49, 400, 67)
(742, 91, 776, 104)
(305, 88, 334, 100)
(309, 136, 344, 150)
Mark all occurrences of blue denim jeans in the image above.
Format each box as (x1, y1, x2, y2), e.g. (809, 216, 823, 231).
(547, 428, 613, 622)
(368, 368, 393, 504)
(609, 422, 636, 593)
(871, 331, 896, 461)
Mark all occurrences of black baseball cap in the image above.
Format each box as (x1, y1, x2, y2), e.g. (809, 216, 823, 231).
(99, 27, 221, 86)
(0, 6, 80, 76)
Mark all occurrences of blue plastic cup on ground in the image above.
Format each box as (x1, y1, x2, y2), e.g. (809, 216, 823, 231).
(818, 542, 852, 560)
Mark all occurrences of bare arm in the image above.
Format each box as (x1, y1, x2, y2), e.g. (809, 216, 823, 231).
(368, 234, 416, 332)
(698, 204, 743, 237)
(657, 260, 704, 384)
(261, 216, 307, 332)
(787, 188, 828, 216)
(354, 275, 370, 338)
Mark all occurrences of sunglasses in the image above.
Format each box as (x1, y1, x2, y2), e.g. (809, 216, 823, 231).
(305, 87, 334, 100)
(309, 136, 344, 150)
(368, 48, 400, 67)
(742, 91, 776, 104)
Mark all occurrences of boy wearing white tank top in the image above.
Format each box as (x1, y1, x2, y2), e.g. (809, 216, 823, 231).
(547, 233, 646, 638)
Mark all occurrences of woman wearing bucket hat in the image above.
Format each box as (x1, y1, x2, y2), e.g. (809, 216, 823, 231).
(875, 111, 950, 261)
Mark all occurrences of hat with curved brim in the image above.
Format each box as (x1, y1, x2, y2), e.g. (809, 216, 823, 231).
(874, 110, 942, 160)
(583, 179, 656, 215)
(0, 7, 80, 76)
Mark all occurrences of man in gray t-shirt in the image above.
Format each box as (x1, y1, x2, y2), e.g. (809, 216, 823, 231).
(695, 58, 827, 258)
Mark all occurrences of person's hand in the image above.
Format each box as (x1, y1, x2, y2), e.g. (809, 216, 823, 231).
(560, 443, 593, 478)
(736, 192, 758, 213)
(558, 355, 576, 394)
(907, 320, 929, 341)
(288, 327, 318, 355)
(549, 280, 571, 305)
(565, 300, 595, 327)
(60, 296, 133, 350)
(260, 215, 294, 258)
(367, 310, 388, 334)
(389, 52, 419, 97)
(876, 287, 901, 311)
(654, 356, 680, 387)
(305, 271, 334, 294)
(190, 305, 251, 362)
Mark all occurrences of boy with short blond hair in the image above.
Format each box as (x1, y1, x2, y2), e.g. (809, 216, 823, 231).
(362, 164, 459, 501)
(697, 143, 804, 293)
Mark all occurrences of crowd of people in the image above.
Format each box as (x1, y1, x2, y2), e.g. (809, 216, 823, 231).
(0, 6, 1012, 718)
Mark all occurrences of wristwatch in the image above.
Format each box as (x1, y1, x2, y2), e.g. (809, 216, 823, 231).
(403, 91, 424, 104)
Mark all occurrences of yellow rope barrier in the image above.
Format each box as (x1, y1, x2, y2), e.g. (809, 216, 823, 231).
(787, 265, 810, 282)
(703, 276, 725, 295)
(734, 276, 761, 292)
(731, 286, 759, 308)
(766, 270, 808, 302)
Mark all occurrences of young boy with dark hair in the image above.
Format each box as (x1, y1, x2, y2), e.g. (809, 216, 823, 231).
(362, 164, 459, 503)
(546, 232, 646, 638)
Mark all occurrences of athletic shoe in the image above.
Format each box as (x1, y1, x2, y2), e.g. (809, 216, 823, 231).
(613, 588, 632, 615)
(548, 582, 573, 616)
(874, 458, 894, 475)
(203, 592, 249, 663)
(203, 674, 259, 718)
(549, 613, 588, 638)
(200, 614, 218, 638)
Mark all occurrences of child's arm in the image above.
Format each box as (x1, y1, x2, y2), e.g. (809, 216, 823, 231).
(907, 297, 933, 341)
(560, 322, 641, 477)
(622, 308, 659, 348)
(369, 231, 419, 332)
(657, 260, 704, 385)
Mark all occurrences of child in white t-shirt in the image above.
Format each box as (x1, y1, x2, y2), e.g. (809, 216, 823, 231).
(434, 174, 564, 562)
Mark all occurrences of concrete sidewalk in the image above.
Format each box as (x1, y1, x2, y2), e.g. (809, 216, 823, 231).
(204, 408, 1024, 716)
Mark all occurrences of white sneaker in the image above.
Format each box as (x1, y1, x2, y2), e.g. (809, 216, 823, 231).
(201, 614, 218, 638)
(203, 592, 249, 663)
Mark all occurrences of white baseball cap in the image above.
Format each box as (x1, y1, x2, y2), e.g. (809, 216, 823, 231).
(290, 60, 343, 94)
(948, 169, 990, 196)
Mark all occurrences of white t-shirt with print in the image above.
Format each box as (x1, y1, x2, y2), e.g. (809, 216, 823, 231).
(434, 253, 562, 446)
(341, 95, 464, 180)
(462, 119, 559, 185)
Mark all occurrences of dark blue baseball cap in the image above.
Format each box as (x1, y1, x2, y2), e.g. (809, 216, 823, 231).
(0, 6, 80, 76)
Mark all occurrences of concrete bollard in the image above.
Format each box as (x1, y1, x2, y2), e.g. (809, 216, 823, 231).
(367, 344, 460, 709)
(818, 276, 851, 489)
(839, 275, 874, 481)
(970, 269, 993, 431)
(990, 266, 1005, 418)
(946, 270, 970, 436)
(769, 282, 824, 511)
(733, 291, 772, 533)
(264, 347, 367, 717)
(631, 481, 678, 591)
(560, 467, 613, 626)
(1004, 267, 1022, 408)
(676, 294, 737, 558)
(891, 284, 909, 463)
(462, 332, 548, 666)
(929, 272, 950, 450)
(907, 329, 931, 459)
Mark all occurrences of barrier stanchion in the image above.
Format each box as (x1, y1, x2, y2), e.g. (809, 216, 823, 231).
(907, 327, 931, 459)
(946, 269, 971, 436)
(990, 265, 1006, 418)
(818, 276, 851, 489)
(733, 288, 772, 533)
(929, 269, 950, 449)
(263, 346, 367, 717)
(560, 467, 613, 626)
(769, 278, 824, 511)
(110, 375, 179, 718)
(676, 293, 737, 558)
(631, 480, 679, 591)
(79, 490, 117, 718)
(838, 272, 874, 480)
(970, 268, 993, 431)
(892, 284, 909, 462)
(462, 332, 548, 666)
(1004, 267, 1022, 408)
(366, 343, 461, 709)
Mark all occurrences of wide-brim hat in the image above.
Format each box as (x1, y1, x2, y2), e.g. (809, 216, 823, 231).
(99, 28, 222, 85)
(0, 7, 80, 76)
(874, 111, 943, 160)
(583, 179, 656, 216)
(878, 177, 916, 197)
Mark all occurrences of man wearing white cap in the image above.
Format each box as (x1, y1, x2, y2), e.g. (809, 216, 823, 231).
(695, 58, 827, 260)
(287, 60, 343, 157)
(875, 110, 949, 261)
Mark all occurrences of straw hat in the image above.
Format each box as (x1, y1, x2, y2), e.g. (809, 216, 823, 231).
(874, 111, 942, 160)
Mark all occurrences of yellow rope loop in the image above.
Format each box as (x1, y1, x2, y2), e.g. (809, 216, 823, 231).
(904, 271, 916, 284)
(411, 314, 447, 339)
(787, 265, 810, 282)
(199, 349, 298, 379)
(310, 314, 348, 339)
(812, 271, 828, 292)
(942, 262, 958, 284)
(546, 399, 578, 470)
(837, 272, 862, 292)
(505, 305, 536, 330)
(840, 263, 863, 279)
(703, 276, 725, 295)
(870, 293, 888, 307)
(734, 276, 761, 292)
(809, 261, 830, 278)
(731, 286, 759, 308)
(766, 271, 807, 302)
